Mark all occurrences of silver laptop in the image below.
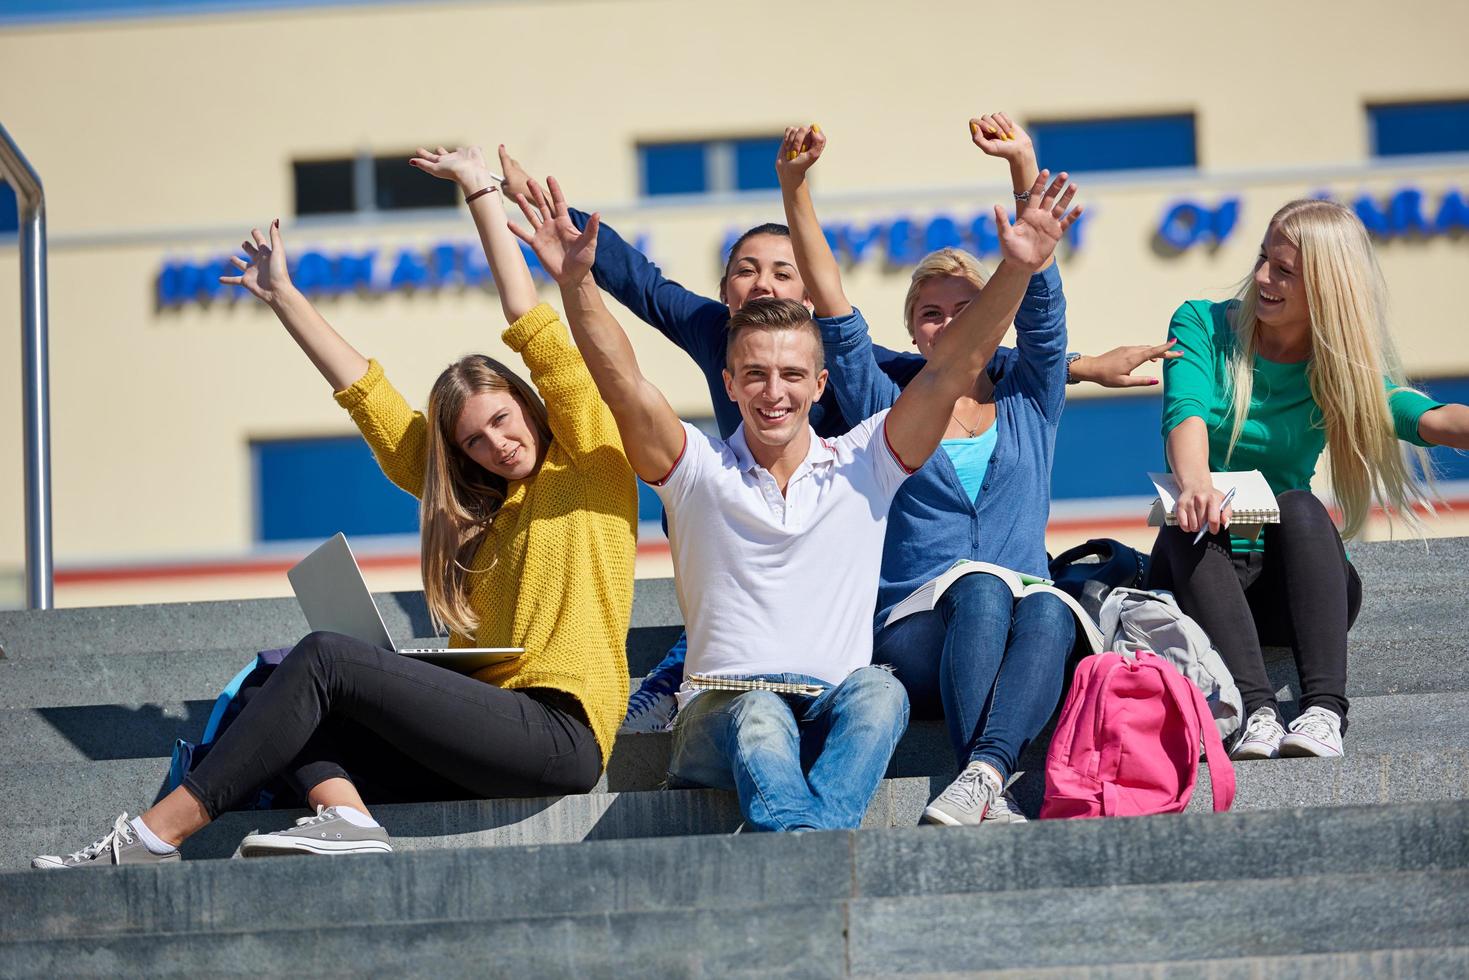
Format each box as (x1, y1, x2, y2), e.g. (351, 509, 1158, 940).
(287, 533, 522, 672)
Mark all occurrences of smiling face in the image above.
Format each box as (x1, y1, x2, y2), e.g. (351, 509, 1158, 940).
(1254, 224, 1310, 332)
(909, 274, 984, 359)
(723, 325, 827, 457)
(452, 389, 541, 482)
(719, 233, 806, 314)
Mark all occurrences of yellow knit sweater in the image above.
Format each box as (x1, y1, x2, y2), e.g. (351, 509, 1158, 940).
(333, 303, 637, 768)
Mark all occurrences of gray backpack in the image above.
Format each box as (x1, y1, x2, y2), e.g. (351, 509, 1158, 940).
(1098, 587, 1244, 741)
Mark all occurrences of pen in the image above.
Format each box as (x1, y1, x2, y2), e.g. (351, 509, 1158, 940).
(1194, 485, 1238, 544)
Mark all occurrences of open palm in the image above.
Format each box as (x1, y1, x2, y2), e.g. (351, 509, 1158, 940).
(997, 170, 1082, 271)
(511, 176, 598, 287)
(220, 220, 294, 304)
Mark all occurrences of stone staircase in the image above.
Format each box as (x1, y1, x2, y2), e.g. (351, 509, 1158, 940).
(1, 538, 1466, 976)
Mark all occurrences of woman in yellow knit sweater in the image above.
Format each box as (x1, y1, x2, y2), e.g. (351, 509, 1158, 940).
(31, 147, 637, 869)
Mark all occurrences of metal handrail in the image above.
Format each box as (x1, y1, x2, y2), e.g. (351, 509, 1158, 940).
(0, 122, 53, 609)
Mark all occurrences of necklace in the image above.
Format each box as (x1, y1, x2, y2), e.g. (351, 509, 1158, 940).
(950, 411, 984, 438)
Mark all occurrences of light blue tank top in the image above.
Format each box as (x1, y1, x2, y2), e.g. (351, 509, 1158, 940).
(941, 422, 999, 505)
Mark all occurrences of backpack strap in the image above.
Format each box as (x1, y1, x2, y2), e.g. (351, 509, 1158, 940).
(201, 659, 264, 745)
(1151, 653, 1237, 812)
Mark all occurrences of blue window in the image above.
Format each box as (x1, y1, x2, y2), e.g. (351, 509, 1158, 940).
(640, 142, 709, 197)
(253, 436, 418, 542)
(0, 180, 17, 234)
(1368, 100, 1469, 157)
(733, 137, 784, 191)
(1030, 114, 1197, 174)
(639, 136, 784, 197)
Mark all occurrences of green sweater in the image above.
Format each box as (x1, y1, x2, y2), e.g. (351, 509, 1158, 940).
(1160, 299, 1440, 550)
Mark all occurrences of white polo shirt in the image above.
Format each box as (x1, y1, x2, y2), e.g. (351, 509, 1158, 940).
(651, 410, 912, 689)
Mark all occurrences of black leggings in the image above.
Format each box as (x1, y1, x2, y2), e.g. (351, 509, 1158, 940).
(1147, 490, 1362, 725)
(181, 631, 602, 819)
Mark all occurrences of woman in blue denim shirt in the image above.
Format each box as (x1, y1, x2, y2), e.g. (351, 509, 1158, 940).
(777, 116, 1167, 827)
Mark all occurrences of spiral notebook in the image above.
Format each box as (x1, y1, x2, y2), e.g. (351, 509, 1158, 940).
(685, 674, 828, 697)
(1146, 470, 1280, 539)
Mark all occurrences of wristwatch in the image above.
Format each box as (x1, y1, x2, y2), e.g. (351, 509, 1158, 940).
(1066, 352, 1083, 385)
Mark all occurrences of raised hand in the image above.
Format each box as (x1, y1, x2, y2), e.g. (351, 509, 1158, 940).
(1072, 340, 1182, 388)
(409, 145, 500, 196)
(219, 220, 295, 305)
(969, 112, 1033, 162)
(996, 170, 1082, 272)
(775, 123, 825, 186)
(498, 144, 532, 203)
(509, 176, 599, 287)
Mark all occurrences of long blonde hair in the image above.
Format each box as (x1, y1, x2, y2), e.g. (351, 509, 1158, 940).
(1225, 199, 1433, 538)
(421, 354, 552, 635)
(902, 247, 990, 337)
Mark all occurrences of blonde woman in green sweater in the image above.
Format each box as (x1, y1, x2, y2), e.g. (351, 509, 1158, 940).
(1149, 199, 1469, 762)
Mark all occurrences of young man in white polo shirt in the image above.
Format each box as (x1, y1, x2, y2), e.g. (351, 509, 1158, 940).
(512, 170, 1082, 831)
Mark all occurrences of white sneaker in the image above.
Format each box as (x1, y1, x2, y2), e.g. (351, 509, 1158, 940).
(1279, 706, 1344, 759)
(1231, 705, 1286, 761)
(922, 761, 1004, 827)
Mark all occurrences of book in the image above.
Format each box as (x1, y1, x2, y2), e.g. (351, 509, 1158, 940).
(884, 560, 1104, 656)
(1146, 470, 1280, 541)
(685, 674, 828, 697)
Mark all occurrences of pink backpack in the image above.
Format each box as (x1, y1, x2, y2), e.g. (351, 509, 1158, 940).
(1041, 650, 1236, 819)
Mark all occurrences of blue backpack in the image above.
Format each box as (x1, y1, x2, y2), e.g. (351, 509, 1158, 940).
(153, 647, 298, 808)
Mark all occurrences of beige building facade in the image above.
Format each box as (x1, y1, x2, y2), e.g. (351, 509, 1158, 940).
(2, 0, 1468, 606)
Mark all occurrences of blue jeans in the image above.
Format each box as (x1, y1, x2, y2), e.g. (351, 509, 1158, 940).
(874, 574, 1073, 780)
(666, 666, 909, 832)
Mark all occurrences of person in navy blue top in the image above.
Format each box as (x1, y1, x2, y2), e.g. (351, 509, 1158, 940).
(777, 116, 1125, 828)
(494, 141, 1175, 738)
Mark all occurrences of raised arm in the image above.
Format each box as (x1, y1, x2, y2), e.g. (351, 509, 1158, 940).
(219, 220, 369, 391)
(220, 222, 426, 495)
(776, 124, 850, 318)
(500, 144, 728, 365)
(510, 176, 686, 484)
(969, 111, 1058, 274)
(410, 145, 537, 324)
(885, 171, 1081, 470)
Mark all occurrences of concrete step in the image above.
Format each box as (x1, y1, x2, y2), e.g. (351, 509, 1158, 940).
(6, 745, 1468, 872)
(9, 799, 1465, 940)
(846, 869, 1469, 975)
(2, 777, 935, 872)
(0, 624, 685, 709)
(2, 802, 1465, 975)
(961, 947, 1469, 979)
(7, 684, 1464, 782)
(0, 577, 684, 665)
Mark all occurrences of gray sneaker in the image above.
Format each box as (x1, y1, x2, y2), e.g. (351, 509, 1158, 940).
(31, 813, 181, 870)
(239, 805, 393, 857)
(922, 761, 1005, 827)
(982, 787, 1030, 825)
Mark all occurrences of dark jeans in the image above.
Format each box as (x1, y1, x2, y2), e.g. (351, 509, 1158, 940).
(182, 631, 601, 819)
(1147, 489, 1362, 724)
(874, 573, 1075, 781)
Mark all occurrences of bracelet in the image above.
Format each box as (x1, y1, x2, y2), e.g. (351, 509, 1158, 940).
(465, 185, 499, 204)
(1065, 351, 1083, 385)
(1013, 190, 1032, 202)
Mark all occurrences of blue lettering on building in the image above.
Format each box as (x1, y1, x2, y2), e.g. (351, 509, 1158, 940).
(157, 235, 650, 309)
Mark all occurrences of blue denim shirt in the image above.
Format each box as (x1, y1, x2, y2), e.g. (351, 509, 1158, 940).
(570, 208, 925, 439)
(818, 264, 1070, 631)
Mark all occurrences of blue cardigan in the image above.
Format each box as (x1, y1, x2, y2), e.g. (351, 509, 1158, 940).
(570, 208, 924, 439)
(819, 264, 1070, 630)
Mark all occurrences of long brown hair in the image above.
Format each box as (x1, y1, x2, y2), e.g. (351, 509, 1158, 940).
(421, 354, 552, 635)
(1225, 199, 1434, 538)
